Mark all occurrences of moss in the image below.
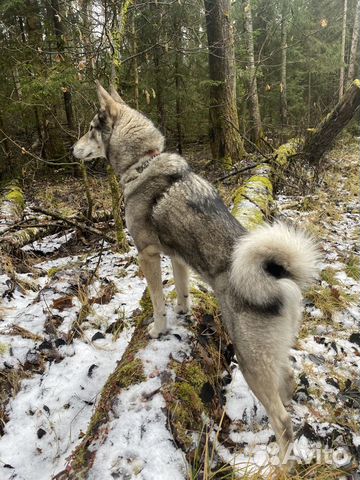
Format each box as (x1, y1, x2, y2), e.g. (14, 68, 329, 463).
(173, 361, 208, 394)
(47, 267, 61, 278)
(133, 287, 154, 326)
(232, 164, 273, 230)
(353, 79, 360, 88)
(190, 287, 219, 316)
(0, 343, 8, 356)
(165, 381, 204, 449)
(275, 141, 297, 166)
(223, 155, 233, 171)
(87, 358, 145, 433)
(111, 358, 145, 389)
(5, 187, 25, 209)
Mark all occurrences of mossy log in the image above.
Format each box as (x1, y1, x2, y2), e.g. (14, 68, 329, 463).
(0, 225, 61, 253)
(231, 141, 298, 229)
(53, 287, 234, 479)
(0, 181, 25, 230)
(302, 79, 360, 163)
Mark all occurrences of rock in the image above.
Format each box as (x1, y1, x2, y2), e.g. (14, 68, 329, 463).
(38, 340, 52, 350)
(55, 338, 66, 347)
(37, 428, 46, 439)
(88, 364, 98, 378)
(349, 333, 360, 347)
(91, 332, 105, 341)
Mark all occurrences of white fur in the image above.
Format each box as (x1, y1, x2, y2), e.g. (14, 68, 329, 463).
(230, 221, 320, 305)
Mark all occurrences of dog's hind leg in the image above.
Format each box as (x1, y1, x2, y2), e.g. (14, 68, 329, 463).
(279, 363, 296, 406)
(139, 249, 166, 338)
(236, 353, 294, 464)
(171, 257, 190, 315)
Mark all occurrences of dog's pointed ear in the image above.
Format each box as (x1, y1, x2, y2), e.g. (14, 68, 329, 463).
(110, 84, 126, 105)
(96, 80, 119, 118)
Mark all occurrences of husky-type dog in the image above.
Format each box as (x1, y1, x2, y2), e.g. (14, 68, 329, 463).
(73, 82, 319, 461)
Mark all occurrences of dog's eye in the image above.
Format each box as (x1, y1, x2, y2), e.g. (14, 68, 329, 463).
(90, 125, 93, 131)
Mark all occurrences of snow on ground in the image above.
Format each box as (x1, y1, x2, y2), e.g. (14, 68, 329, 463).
(0, 145, 359, 479)
(87, 311, 191, 480)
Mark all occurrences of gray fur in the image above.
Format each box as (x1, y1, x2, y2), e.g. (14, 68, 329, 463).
(72, 83, 320, 464)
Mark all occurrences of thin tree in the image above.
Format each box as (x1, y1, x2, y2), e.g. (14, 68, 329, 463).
(339, 0, 348, 100)
(204, 0, 246, 166)
(242, 0, 262, 143)
(51, 0, 74, 131)
(280, 0, 288, 129)
(347, 0, 360, 83)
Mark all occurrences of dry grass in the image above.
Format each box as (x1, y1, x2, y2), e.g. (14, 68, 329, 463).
(305, 285, 356, 321)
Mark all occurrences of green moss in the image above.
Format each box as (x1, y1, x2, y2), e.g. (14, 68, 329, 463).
(133, 287, 154, 326)
(113, 358, 146, 389)
(87, 358, 145, 434)
(190, 287, 219, 316)
(5, 187, 25, 209)
(174, 361, 208, 394)
(0, 343, 8, 356)
(275, 141, 297, 166)
(166, 381, 204, 449)
(232, 164, 273, 230)
(223, 155, 233, 171)
(48, 267, 61, 278)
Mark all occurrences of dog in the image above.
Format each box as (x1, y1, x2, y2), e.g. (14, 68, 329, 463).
(72, 81, 319, 462)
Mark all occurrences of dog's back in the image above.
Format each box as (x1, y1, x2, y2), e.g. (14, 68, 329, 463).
(151, 159, 246, 283)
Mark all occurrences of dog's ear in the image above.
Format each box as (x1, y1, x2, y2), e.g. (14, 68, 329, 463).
(110, 85, 126, 105)
(96, 80, 119, 119)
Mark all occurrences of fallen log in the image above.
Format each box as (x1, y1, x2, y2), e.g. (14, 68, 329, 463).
(0, 224, 62, 253)
(231, 140, 298, 228)
(0, 181, 25, 233)
(302, 79, 360, 163)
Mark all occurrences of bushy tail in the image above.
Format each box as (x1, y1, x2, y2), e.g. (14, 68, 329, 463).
(230, 222, 320, 306)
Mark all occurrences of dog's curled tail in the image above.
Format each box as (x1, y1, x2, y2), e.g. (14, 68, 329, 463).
(230, 222, 320, 305)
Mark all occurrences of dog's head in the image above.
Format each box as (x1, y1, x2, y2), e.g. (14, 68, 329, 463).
(72, 82, 164, 174)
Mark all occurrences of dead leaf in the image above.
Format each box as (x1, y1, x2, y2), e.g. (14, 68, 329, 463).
(52, 296, 73, 311)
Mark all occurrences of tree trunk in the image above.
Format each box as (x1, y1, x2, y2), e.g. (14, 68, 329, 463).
(303, 80, 360, 163)
(347, 0, 360, 83)
(174, 14, 183, 155)
(280, 1, 288, 129)
(131, 8, 139, 109)
(50, 0, 74, 131)
(204, 0, 246, 166)
(339, 0, 348, 100)
(242, 0, 262, 143)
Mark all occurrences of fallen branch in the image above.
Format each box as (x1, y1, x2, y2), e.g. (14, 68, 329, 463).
(31, 206, 116, 244)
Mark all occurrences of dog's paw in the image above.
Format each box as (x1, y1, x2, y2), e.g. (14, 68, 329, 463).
(175, 301, 190, 315)
(148, 323, 166, 339)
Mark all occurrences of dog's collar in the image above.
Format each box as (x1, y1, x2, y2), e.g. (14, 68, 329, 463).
(135, 150, 161, 174)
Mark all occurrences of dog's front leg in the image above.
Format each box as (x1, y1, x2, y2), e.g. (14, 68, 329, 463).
(171, 257, 190, 315)
(139, 249, 166, 338)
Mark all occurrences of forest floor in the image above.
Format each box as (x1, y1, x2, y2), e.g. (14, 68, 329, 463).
(0, 139, 359, 480)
